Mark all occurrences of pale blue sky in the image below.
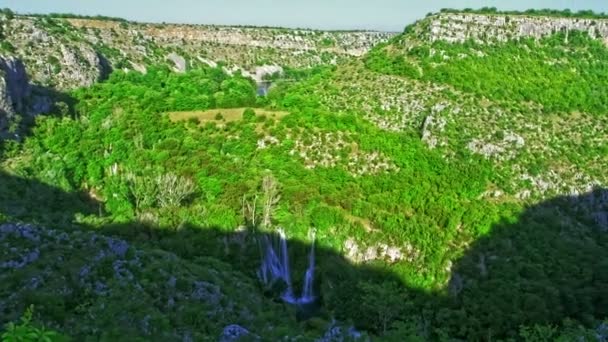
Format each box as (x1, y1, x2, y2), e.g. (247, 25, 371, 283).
(4, 0, 608, 32)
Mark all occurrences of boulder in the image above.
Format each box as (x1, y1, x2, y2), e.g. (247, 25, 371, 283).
(219, 324, 252, 342)
(167, 53, 186, 73)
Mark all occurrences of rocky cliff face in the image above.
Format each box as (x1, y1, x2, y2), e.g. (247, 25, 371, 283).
(0, 56, 29, 131)
(0, 16, 104, 90)
(66, 18, 394, 78)
(67, 18, 392, 57)
(423, 13, 608, 44)
(0, 13, 394, 91)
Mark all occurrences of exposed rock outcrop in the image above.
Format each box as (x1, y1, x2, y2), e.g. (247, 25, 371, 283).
(0, 56, 29, 114)
(219, 325, 254, 342)
(421, 106, 448, 149)
(59, 45, 103, 86)
(343, 237, 420, 264)
(167, 53, 186, 73)
(0, 17, 103, 90)
(0, 14, 392, 91)
(0, 56, 29, 130)
(316, 322, 363, 341)
(0, 76, 13, 131)
(251, 64, 283, 83)
(426, 13, 608, 44)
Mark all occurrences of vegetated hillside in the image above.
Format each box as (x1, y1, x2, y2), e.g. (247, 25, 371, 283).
(0, 10, 394, 90)
(0, 222, 307, 341)
(363, 11, 608, 201)
(0, 7, 607, 341)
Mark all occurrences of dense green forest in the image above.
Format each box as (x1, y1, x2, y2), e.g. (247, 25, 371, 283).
(366, 31, 608, 115)
(1, 61, 607, 340)
(1, 8, 608, 341)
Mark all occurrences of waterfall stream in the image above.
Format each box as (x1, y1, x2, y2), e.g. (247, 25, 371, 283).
(258, 229, 316, 305)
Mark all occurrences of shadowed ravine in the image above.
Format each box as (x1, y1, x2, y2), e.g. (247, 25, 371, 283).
(1, 113, 608, 339)
(0, 163, 607, 340)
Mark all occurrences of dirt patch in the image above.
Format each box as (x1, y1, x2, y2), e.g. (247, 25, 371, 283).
(67, 19, 120, 30)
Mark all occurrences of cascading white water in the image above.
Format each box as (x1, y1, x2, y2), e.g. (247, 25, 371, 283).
(300, 230, 316, 303)
(258, 228, 316, 305)
(258, 229, 293, 300)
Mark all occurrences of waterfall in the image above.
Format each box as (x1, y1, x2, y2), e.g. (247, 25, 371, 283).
(258, 229, 293, 300)
(258, 228, 316, 305)
(300, 230, 316, 303)
(256, 81, 271, 96)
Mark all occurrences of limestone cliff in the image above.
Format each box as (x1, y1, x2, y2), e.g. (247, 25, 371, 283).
(0, 56, 29, 131)
(0, 16, 104, 90)
(422, 13, 608, 44)
(0, 12, 394, 91)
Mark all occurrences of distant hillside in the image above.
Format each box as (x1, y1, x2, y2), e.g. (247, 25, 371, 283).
(352, 11, 608, 201)
(0, 10, 394, 90)
(418, 12, 608, 44)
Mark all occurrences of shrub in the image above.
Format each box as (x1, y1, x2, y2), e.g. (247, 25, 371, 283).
(1, 305, 61, 342)
(242, 108, 256, 122)
(126, 173, 158, 210)
(0, 41, 15, 53)
(2, 8, 15, 20)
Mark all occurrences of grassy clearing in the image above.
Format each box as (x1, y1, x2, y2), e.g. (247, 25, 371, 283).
(168, 107, 289, 126)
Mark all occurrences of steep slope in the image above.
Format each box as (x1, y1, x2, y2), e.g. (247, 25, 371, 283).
(368, 12, 608, 113)
(422, 12, 608, 44)
(355, 12, 608, 200)
(0, 12, 394, 90)
(0, 16, 105, 90)
(0, 223, 301, 340)
(1, 8, 607, 341)
(0, 11, 392, 137)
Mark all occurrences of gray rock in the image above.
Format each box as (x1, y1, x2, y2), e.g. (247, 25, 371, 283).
(167, 53, 187, 73)
(1, 57, 29, 112)
(0, 56, 55, 130)
(421, 114, 447, 149)
(428, 13, 608, 45)
(219, 324, 252, 342)
(597, 322, 608, 342)
(316, 321, 365, 342)
(0, 55, 30, 126)
(252, 65, 283, 83)
(57, 45, 103, 88)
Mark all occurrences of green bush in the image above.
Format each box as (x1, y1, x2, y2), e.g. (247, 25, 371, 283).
(0, 41, 15, 53)
(1, 306, 62, 342)
(242, 108, 256, 122)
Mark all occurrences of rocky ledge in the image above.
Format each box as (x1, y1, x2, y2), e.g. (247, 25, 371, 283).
(425, 13, 608, 44)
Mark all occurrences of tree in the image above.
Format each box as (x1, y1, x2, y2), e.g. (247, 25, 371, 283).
(242, 108, 256, 122)
(261, 173, 281, 228)
(358, 281, 408, 334)
(126, 173, 158, 210)
(2, 8, 15, 20)
(155, 173, 196, 208)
